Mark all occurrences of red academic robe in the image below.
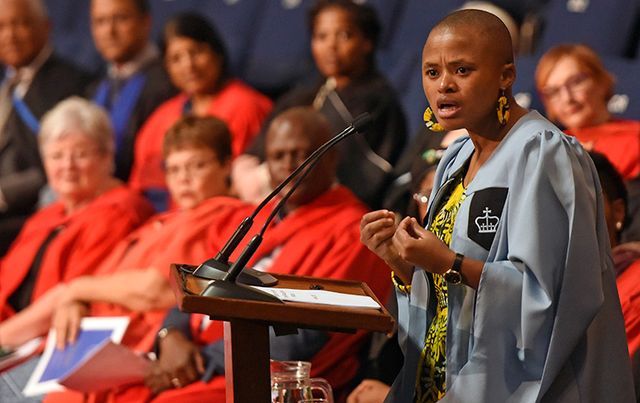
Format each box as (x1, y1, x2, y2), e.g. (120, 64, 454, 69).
(89, 196, 253, 353)
(566, 120, 640, 180)
(43, 196, 254, 403)
(0, 186, 153, 321)
(100, 186, 392, 403)
(128, 79, 272, 192)
(617, 259, 640, 358)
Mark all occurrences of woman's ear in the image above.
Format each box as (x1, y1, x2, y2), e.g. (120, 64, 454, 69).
(500, 62, 516, 89)
(613, 198, 627, 231)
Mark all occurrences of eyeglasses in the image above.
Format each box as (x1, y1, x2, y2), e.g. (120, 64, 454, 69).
(164, 158, 218, 179)
(540, 72, 591, 102)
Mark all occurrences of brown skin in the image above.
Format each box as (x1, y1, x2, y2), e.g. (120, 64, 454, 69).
(0, 0, 49, 68)
(311, 5, 372, 89)
(145, 330, 205, 395)
(164, 36, 224, 115)
(90, 0, 151, 67)
(347, 378, 390, 403)
(603, 196, 626, 249)
(361, 10, 528, 289)
(265, 108, 337, 214)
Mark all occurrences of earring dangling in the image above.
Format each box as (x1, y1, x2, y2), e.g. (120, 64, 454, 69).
(497, 89, 510, 126)
(424, 106, 444, 132)
(616, 221, 623, 231)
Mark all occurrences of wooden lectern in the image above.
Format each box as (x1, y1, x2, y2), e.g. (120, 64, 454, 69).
(170, 264, 394, 403)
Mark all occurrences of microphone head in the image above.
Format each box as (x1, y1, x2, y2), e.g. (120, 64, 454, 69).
(351, 112, 372, 133)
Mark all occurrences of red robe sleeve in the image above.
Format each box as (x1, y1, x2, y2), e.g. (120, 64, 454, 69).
(0, 186, 153, 320)
(34, 188, 153, 298)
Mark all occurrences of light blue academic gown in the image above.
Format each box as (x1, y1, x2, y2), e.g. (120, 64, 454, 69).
(387, 111, 635, 402)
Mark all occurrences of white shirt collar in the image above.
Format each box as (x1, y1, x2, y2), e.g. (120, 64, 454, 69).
(107, 43, 159, 80)
(5, 44, 53, 98)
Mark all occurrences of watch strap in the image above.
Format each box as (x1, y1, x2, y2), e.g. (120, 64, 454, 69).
(452, 253, 464, 273)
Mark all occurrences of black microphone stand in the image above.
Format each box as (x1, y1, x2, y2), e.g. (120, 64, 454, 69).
(190, 113, 372, 287)
(198, 113, 372, 302)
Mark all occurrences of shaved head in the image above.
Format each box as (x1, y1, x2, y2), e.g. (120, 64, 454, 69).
(420, 9, 522, 135)
(267, 107, 333, 147)
(266, 107, 337, 210)
(432, 9, 514, 65)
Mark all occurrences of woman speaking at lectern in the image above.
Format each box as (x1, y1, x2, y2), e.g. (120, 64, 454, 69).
(360, 9, 634, 403)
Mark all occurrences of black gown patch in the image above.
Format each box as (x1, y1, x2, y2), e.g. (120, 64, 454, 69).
(468, 187, 508, 250)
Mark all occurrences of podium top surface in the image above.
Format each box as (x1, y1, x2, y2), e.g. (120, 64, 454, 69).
(170, 264, 394, 334)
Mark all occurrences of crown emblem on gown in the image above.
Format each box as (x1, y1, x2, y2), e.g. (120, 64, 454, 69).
(475, 208, 499, 233)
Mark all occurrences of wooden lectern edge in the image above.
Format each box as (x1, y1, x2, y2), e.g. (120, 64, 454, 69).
(169, 263, 396, 335)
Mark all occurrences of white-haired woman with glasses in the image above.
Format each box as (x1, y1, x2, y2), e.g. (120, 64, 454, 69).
(0, 97, 153, 326)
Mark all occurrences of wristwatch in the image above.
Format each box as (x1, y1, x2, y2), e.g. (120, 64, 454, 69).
(443, 253, 464, 284)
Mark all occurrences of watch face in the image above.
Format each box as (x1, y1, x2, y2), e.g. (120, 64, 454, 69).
(444, 269, 462, 284)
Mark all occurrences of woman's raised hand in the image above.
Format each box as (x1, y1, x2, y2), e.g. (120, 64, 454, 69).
(360, 210, 414, 283)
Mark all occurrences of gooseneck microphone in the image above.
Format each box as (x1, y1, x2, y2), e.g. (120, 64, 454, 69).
(198, 113, 372, 302)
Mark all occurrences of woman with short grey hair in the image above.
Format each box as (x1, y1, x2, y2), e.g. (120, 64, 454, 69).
(0, 97, 153, 401)
(39, 96, 114, 157)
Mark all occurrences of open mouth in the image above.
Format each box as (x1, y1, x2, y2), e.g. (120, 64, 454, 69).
(437, 101, 461, 118)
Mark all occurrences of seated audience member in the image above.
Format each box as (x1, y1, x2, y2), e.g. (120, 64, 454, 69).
(128, 13, 272, 211)
(589, 151, 640, 396)
(535, 44, 640, 181)
(239, 0, 407, 209)
(405, 150, 440, 223)
(88, 0, 177, 181)
(0, 97, 153, 323)
(625, 176, 640, 242)
(0, 115, 235, 349)
(72, 107, 392, 403)
(536, 44, 640, 243)
(0, 0, 91, 255)
(0, 115, 249, 402)
(382, 128, 466, 218)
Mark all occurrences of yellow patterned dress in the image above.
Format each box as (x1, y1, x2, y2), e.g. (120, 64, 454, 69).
(415, 180, 466, 403)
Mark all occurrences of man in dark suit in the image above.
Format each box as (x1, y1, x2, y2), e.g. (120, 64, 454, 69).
(88, 0, 176, 181)
(0, 0, 91, 255)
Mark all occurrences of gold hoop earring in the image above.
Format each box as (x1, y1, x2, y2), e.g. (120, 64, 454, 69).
(423, 106, 444, 132)
(497, 89, 510, 126)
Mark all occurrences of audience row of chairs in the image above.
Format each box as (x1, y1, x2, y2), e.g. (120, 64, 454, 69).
(43, 0, 640, 137)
